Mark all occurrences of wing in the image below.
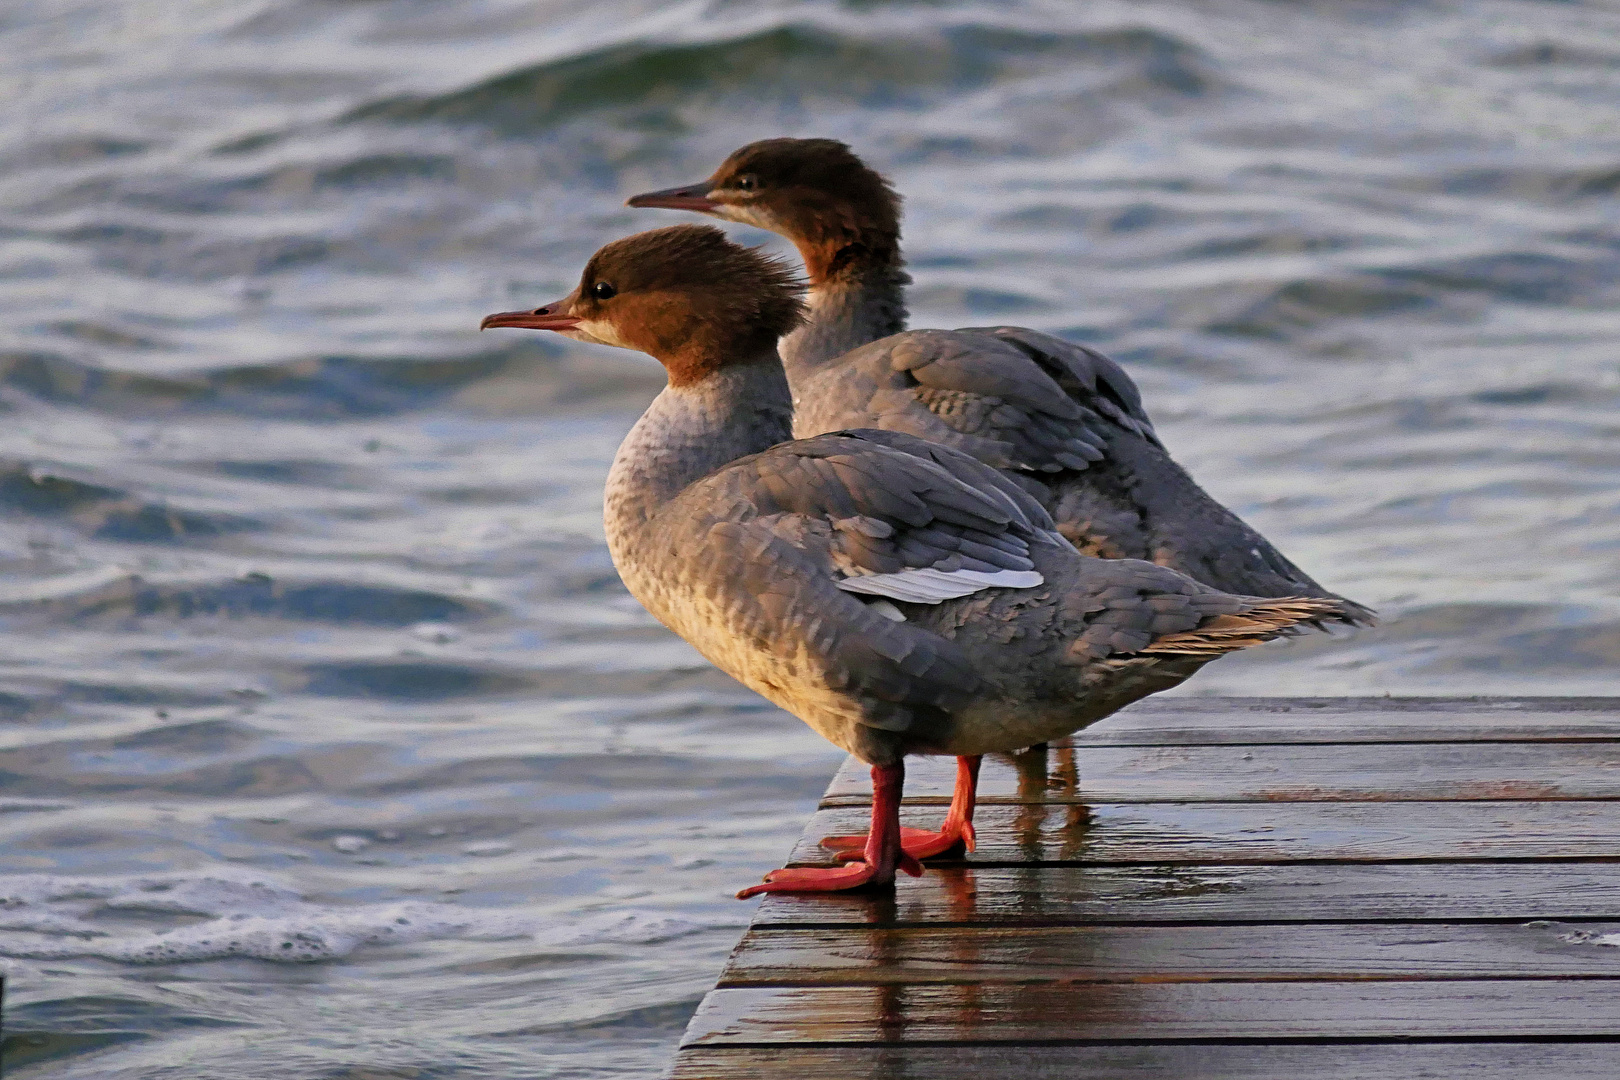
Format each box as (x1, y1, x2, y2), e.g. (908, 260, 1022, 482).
(958, 326, 1157, 444)
(1090, 433, 1377, 625)
(798, 329, 1369, 622)
(834, 327, 1157, 476)
(652, 433, 1059, 743)
(826, 427, 1065, 536)
(705, 431, 1054, 602)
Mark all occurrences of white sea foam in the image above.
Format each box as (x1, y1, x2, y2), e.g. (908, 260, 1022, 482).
(0, 872, 705, 965)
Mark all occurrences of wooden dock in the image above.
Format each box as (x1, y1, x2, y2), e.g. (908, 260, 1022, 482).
(669, 697, 1620, 1078)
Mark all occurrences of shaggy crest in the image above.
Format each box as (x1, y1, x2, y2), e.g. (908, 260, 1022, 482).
(572, 225, 807, 384)
(627, 139, 905, 284)
(707, 139, 903, 280)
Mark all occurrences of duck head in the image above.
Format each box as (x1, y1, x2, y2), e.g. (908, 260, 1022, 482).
(626, 139, 902, 284)
(481, 225, 805, 386)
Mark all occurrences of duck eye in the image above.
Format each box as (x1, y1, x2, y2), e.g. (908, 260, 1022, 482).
(736, 174, 759, 192)
(591, 281, 616, 300)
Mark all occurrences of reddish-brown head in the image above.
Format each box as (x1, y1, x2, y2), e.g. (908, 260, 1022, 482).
(481, 225, 805, 387)
(625, 139, 903, 285)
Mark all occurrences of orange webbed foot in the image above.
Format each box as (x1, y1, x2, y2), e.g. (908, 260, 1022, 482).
(736, 861, 884, 898)
(823, 820, 975, 862)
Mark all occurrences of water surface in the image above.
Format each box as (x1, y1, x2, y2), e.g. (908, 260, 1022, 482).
(3, 0, 1620, 1076)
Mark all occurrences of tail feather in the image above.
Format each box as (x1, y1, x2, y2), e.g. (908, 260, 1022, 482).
(1143, 597, 1350, 657)
(1325, 596, 1378, 628)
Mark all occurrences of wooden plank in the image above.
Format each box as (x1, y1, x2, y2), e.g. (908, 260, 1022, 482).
(681, 979, 1620, 1046)
(1073, 697, 1620, 745)
(821, 742, 1620, 805)
(754, 863, 1620, 927)
(721, 922, 1620, 985)
(671, 1043, 1620, 1080)
(1118, 697, 1620, 714)
(789, 801, 1620, 866)
(674, 700, 1620, 1076)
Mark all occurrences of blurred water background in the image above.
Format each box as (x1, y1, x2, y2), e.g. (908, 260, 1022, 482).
(2, 0, 1619, 1076)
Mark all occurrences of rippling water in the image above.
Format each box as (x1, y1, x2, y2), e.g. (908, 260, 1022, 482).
(3, 0, 1619, 1075)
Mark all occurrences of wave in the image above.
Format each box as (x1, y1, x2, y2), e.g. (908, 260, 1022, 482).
(0, 572, 502, 627)
(0, 346, 535, 419)
(1485, 41, 1620, 69)
(0, 872, 702, 964)
(1196, 242, 1620, 341)
(349, 23, 1226, 136)
(1424, 163, 1620, 203)
(1384, 249, 1620, 306)
(1203, 273, 1442, 340)
(0, 459, 260, 542)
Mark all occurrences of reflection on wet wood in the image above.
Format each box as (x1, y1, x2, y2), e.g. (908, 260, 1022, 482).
(1076, 697, 1620, 745)
(667, 698, 1620, 1077)
(670, 1043, 1620, 1080)
(821, 741, 1620, 803)
(754, 863, 1620, 926)
(723, 922, 1620, 984)
(684, 979, 1620, 1044)
(792, 801, 1620, 865)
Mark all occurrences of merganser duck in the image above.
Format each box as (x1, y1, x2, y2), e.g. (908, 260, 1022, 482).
(626, 140, 1369, 617)
(482, 225, 1348, 897)
(628, 141, 1372, 862)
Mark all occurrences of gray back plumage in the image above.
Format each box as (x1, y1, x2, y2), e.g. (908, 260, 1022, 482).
(612, 418, 1350, 766)
(789, 326, 1372, 624)
(623, 430, 1055, 748)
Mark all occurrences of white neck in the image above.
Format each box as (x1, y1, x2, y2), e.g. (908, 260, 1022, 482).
(603, 355, 793, 545)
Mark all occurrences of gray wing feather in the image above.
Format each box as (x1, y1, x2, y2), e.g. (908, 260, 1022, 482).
(854, 329, 1115, 473)
(709, 517, 979, 733)
(1055, 556, 1247, 661)
(874, 331, 1370, 622)
(793, 330, 1372, 623)
(959, 325, 1159, 445)
(657, 432, 1063, 738)
(830, 428, 1065, 541)
(709, 434, 1047, 584)
(811, 328, 1159, 475)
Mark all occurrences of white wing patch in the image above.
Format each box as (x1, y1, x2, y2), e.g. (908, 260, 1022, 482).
(865, 599, 908, 622)
(837, 567, 1044, 604)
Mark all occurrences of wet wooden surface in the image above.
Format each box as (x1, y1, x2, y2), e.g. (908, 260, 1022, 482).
(724, 922, 1620, 982)
(819, 741, 1620, 803)
(671, 1044, 1620, 1079)
(668, 698, 1620, 1078)
(752, 863, 1620, 925)
(793, 800, 1620, 863)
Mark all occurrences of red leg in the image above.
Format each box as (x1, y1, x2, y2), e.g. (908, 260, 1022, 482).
(737, 761, 922, 898)
(822, 755, 981, 861)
